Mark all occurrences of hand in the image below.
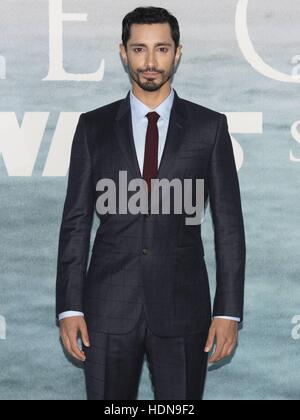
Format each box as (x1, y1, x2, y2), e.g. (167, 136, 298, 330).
(60, 316, 90, 362)
(204, 319, 238, 364)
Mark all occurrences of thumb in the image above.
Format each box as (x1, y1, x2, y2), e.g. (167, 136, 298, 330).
(204, 328, 215, 353)
(80, 322, 90, 348)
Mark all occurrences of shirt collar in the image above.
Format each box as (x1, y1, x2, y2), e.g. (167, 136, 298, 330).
(130, 88, 175, 121)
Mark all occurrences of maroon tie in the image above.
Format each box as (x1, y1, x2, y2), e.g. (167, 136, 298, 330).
(143, 111, 160, 194)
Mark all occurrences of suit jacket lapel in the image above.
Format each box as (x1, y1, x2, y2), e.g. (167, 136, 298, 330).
(157, 90, 186, 180)
(113, 91, 142, 180)
(113, 89, 186, 181)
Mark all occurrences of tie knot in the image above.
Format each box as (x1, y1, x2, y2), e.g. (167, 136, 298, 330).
(146, 111, 160, 124)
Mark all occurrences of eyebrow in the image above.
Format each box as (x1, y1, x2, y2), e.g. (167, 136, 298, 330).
(129, 43, 173, 48)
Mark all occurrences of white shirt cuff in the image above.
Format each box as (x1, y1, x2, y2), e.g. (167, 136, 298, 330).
(59, 314, 240, 322)
(58, 311, 84, 321)
(214, 316, 241, 322)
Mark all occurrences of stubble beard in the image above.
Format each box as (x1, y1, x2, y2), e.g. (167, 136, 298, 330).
(127, 60, 176, 92)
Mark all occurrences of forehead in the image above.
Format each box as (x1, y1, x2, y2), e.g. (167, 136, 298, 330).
(129, 23, 173, 44)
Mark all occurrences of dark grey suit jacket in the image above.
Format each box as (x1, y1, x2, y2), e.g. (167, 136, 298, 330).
(56, 89, 246, 337)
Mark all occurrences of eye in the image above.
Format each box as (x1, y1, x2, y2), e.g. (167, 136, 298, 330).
(159, 48, 169, 53)
(134, 48, 144, 53)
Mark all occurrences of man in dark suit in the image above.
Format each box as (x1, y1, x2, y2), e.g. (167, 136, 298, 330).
(56, 7, 246, 400)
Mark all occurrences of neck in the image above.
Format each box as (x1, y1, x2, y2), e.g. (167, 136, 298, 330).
(132, 83, 172, 109)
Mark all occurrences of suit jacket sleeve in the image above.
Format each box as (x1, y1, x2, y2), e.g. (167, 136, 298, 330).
(208, 114, 246, 321)
(56, 113, 94, 318)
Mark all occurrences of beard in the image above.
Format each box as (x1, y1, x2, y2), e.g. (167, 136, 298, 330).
(127, 60, 176, 92)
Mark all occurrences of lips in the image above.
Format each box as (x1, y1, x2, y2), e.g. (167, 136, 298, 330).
(143, 72, 160, 77)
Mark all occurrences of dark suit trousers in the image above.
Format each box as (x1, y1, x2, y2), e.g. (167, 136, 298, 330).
(83, 306, 209, 400)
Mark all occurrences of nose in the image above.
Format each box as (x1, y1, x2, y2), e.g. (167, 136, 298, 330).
(145, 50, 157, 70)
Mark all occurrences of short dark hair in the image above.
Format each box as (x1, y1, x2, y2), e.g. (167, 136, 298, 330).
(122, 7, 180, 50)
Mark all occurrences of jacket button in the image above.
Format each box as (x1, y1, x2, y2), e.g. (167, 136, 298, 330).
(142, 248, 148, 255)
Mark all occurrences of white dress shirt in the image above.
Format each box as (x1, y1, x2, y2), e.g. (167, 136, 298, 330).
(59, 88, 240, 323)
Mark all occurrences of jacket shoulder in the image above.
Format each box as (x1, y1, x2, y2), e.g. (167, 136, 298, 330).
(180, 97, 224, 122)
(82, 98, 123, 123)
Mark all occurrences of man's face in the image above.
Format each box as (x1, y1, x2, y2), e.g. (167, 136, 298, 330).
(120, 23, 182, 92)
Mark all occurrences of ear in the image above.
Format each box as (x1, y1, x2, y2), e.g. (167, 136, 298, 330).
(119, 43, 128, 65)
(175, 44, 183, 65)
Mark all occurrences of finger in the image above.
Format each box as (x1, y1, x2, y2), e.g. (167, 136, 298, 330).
(223, 340, 237, 359)
(219, 340, 235, 361)
(61, 334, 72, 355)
(62, 332, 82, 361)
(204, 328, 216, 353)
(69, 333, 86, 361)
(70, 349, 85, 362)
(80, 323, 90, 348)
(70, 346, 86, 362)
(209, 340, 226, 363)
